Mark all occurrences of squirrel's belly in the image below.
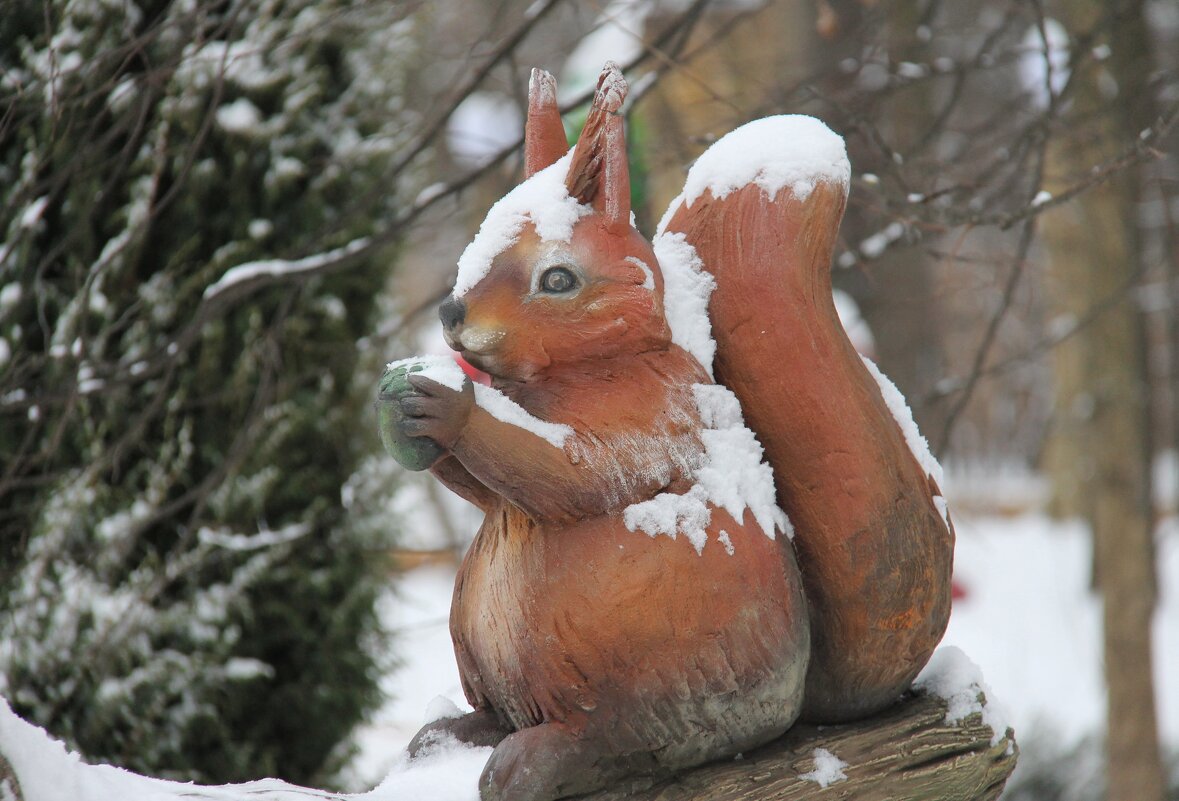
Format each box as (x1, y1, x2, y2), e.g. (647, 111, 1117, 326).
(452, 504, 810, 756)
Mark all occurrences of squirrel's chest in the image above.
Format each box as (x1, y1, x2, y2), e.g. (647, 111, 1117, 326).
(450, 506, 582, 726)
(450, 502, 785, 732)
(451, 506, 672, 727)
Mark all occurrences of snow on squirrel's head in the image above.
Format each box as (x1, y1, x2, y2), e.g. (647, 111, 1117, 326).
(442, 64, 671, 382)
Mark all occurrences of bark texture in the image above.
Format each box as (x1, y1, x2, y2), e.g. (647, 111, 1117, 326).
(585, 691, 1016, 801)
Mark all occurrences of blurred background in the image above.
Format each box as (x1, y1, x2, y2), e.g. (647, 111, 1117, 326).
(1, 0, 1177, 799)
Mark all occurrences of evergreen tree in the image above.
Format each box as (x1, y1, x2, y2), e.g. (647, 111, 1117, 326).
(0, 0, 422, 785)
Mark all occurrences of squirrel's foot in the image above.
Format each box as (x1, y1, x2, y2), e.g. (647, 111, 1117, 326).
(480, 723, 659, 801)
(406, 709, 512, 758)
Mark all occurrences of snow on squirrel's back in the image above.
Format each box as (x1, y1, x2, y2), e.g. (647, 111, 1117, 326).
(636, 115, 854, 555)
(668, 115, 850, 222)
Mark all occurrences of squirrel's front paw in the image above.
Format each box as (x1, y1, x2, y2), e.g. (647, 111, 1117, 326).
(399, 373, 474, 449)
(376, 362, 472, 470)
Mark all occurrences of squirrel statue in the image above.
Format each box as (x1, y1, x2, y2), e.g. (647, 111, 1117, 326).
(378, 63, 954, 801)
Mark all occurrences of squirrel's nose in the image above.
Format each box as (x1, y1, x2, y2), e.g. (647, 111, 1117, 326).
(439, 296, 466, 331)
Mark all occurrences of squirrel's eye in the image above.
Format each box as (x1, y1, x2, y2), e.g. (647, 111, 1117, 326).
(539, 266, 578, 294)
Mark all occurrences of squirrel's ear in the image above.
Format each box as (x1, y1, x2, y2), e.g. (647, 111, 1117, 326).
(525, 69, 567, 178)
(565, 62, 630, 228)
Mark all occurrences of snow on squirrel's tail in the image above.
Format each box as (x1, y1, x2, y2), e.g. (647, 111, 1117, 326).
(658, 116, 954, 723)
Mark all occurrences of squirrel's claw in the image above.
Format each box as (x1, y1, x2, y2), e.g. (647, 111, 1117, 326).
(398, 395, 431, 418)
(399, 417, 432, 438)
(405, 373, 450, 397)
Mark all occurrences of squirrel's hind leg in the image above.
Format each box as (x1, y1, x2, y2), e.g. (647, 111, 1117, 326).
(407, 709, 512, 758)
(480, 723, 661, 801)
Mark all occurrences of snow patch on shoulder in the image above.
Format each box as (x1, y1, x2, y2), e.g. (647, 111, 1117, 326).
(454, 151, 586, 297)
(679, 115, 850, 209)
(473, 383, 573, 449)
(653, 231, 716, 377)
(916, 646, 1012, 750)
(798, 747, 849, 788)
(385, 355, 570, 449)
(623, 384, 790, 555)
(860, 356, 951, 531)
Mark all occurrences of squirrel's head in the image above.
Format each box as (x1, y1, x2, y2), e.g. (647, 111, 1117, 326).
(441, 64, 670, 383)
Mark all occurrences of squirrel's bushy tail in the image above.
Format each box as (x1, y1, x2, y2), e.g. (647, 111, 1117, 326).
(659, 118, 954, 722)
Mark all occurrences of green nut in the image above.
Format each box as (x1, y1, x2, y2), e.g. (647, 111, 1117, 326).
(376, 362, 446, 471)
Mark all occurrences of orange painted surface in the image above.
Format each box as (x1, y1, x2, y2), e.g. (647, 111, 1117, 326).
(663, 181, 954, 722)
(401, 63, 953, 797)
(424, 67, 812, 771)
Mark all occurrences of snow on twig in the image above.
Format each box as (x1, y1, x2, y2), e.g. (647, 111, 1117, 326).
(203, 237, 372, 300)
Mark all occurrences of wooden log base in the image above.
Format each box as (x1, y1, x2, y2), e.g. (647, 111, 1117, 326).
(0, 689, 1014, 801)
(584, 690, 1017, 801)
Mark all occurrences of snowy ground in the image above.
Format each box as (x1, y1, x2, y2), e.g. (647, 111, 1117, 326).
(344, 511, 1179, 790)
(344, 565, 468, 787)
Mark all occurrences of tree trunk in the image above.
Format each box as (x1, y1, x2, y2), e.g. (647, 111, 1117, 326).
(1038, 3, 1164, 800)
